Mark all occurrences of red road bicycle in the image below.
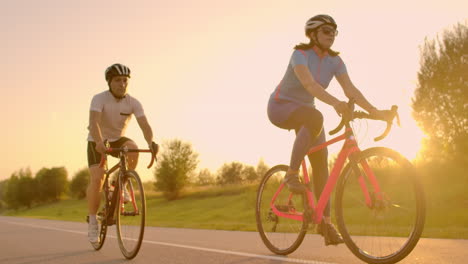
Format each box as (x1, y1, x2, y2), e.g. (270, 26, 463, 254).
(90, 141, 158, 259)
(256, 101, 425, 264)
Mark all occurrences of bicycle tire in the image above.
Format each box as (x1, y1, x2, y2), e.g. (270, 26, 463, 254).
(335, 147, 425, 264)
(91, 178, 110, 250)
(256, 165, 309, 255)
(116, 170, 146, 259)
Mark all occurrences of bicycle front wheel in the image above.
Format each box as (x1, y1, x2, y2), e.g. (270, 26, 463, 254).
(336, 147, 425, 264)
(256, 165, 308, 255)
(116, 170, 146, 259)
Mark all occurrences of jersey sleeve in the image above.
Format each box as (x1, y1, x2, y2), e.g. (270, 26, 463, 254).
(290, 50, 307, 67)
(132, 97, 145, 118)
(335, 56, 348, 76)
(89, 94, 103, 112)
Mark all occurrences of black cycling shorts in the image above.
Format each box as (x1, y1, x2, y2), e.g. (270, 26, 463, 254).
(87, 137, 133, 167)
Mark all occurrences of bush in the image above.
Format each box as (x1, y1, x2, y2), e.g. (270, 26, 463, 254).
(69, 168, 90, 199)
(154, 139, 199, 200)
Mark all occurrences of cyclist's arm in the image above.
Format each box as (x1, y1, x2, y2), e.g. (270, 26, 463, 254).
(136, 115, 153, 147)
(335, 73, 378, 113)
(89, 110, 106, 153)
(293, 65, 341, 106)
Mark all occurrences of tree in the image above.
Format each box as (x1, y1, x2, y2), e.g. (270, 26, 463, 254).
(70, 168, 90, 199)
(3, 168, 37, 209)
(412, 22, 468, 164)
(256, 159, 269, 181)
(196, 168, 215, 186)
(0, 179, 7, 210)
(4, 174, 20, 209)
(243, 165, 258, 183)
(217, 162, 244, 185)
(154, 139, 199, 200)
(35, 167, 68, 202)
(16, 169, 37, 208)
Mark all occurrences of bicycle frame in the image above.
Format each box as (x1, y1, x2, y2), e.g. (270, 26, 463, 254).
(102, 149, 151, 218)
(271, 126, 384, 225)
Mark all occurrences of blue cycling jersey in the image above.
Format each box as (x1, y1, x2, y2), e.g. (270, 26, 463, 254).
(271, 46, 347, 107)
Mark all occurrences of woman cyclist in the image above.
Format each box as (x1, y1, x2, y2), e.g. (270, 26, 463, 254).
(267, 14, 386, 245)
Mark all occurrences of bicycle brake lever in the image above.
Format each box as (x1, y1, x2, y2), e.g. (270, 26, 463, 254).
(147, 142, 159, 168)
(395, 113, 401, 127)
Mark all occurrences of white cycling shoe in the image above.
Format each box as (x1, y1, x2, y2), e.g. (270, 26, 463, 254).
(88, 222, 100, 245)
(123, 186, 132, 203)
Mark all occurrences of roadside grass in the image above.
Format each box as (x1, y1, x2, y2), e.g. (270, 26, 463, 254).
(416, 164, 468, 239)
(2, 169, 467, 239)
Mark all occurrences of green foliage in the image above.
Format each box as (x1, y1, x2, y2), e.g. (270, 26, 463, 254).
(16, 171, 37, 208)
(3, 168, 37, 209)
(0, 180, 6, 210)
(196, 168, 215, 186)
(255, 159, 270, 181)
(242, 165, 258, 183)
(217, 162, 244, 185)
(35, 167, 68, 202)
(4, 175, 20, 209)
(69, 168, 89, 199)
(412, 22, 468, 164)
(154, 139, 199, 200)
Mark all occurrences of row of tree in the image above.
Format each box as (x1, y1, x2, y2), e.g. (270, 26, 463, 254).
(412, 22, 467, 165)
(153, 139, 270, 200)
(1, 167, 68, 209)
(0, 140, 270, 209)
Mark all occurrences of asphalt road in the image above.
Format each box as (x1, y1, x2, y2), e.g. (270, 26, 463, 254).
(0, 216, 466, 264)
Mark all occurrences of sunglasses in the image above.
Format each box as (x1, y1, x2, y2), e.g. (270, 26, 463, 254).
(319, 28, 339, 37)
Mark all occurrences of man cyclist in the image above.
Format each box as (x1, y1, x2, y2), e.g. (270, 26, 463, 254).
(267, 15, 387, 245)
(86, 63, 155, 245)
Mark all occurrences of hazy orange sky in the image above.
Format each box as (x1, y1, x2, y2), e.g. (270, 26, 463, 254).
(2, 0, 467, 181)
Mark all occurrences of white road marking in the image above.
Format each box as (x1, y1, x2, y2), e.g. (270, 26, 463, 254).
(4, 220, 336, 264)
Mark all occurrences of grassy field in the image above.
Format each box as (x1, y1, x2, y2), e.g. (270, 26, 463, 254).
(2, 173, 468, 239)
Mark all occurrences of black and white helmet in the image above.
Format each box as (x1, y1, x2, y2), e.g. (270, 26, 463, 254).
(105, 63, 131, 83)
(305, 14, 337, 35)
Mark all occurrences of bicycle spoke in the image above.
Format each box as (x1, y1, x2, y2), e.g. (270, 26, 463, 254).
(256, 165, 308, 255)
(336, 147, 425, 264)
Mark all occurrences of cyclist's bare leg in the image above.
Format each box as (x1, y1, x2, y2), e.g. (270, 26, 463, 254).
(122, 140, 139, 170)
(120, 141, 138, 202)
(87, 165, 105, 244)
(87, 165, 105, 216)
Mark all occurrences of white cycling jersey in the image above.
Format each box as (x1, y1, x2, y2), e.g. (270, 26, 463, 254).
(87, 90, 145, 142)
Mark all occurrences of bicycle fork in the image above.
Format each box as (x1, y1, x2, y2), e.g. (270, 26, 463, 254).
(351, 158, 385, 209)
(120, 179, 140, 216)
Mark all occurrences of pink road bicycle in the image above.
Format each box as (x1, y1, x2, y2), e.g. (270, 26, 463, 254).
(256, 101, 425, 264)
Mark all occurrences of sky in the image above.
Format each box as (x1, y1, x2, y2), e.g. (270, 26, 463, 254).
(1, 0, 467, 182)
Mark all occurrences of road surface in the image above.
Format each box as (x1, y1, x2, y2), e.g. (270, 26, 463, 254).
(0, 216, 466, 263)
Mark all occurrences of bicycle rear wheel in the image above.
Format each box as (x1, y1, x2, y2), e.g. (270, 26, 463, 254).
(116, 170, 146, 259)
(256, 165, 309, 255)
(91, 179, 110, 250)
(336, 147, 425, 264)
